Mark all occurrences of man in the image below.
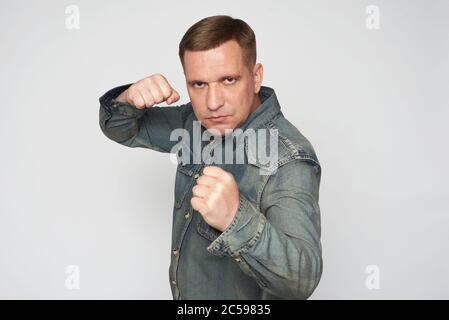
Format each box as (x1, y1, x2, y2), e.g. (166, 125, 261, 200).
(99, 15, 322, 300)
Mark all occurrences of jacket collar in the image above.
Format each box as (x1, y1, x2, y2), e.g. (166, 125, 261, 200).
(237, 85, 281, 131)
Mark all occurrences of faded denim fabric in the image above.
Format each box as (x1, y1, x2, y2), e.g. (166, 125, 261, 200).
(99, 84, 323, 300)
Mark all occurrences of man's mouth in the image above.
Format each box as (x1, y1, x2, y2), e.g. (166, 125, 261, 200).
(206, 115, 228, 123)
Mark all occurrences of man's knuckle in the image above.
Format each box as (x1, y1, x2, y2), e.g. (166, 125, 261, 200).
(145, 77, 155, 87)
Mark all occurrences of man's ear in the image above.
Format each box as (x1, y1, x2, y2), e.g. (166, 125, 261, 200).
(253, 63, 264, 94)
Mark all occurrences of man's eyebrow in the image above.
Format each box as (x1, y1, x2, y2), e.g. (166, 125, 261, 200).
(187, 74, 242, 85)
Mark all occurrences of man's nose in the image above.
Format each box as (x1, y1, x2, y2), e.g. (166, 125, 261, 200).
(206, 84, 224, 111)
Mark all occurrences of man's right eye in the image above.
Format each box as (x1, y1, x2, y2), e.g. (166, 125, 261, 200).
(192, 82, 205, 89)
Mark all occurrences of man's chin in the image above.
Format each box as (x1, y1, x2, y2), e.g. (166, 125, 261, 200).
(204, 124, 235, 137)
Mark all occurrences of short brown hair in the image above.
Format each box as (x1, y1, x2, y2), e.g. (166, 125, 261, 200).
(179, 15, 257, 71)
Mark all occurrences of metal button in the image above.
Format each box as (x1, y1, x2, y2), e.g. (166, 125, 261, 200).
(235, 258, 241, 263)
(184, 212, 191, 219)
(171, 280, 177, 286)
(172, 249, 179, 256)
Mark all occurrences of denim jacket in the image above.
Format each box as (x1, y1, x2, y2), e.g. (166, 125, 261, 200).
(99, 84, 323, 300)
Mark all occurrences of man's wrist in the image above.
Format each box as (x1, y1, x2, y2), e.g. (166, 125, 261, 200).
(114, 88, 128, 104)
(207, 194, 267, 257)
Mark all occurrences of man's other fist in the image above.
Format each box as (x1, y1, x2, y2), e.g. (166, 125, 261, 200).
(191, 166, 240, 232)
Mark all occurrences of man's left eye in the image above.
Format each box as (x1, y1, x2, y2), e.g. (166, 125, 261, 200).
(224, 77, 236, 85)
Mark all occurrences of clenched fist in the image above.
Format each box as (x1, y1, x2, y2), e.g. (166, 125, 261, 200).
(116, 73, 180, 109)
(191, 166, 240, 232)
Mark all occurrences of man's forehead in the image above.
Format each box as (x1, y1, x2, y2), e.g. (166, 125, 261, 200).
(183, 41, 244, 81)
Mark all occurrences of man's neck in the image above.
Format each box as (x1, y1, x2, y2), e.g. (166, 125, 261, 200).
(250, 93, 262, 113)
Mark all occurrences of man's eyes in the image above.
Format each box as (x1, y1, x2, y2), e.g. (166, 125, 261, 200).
(192, 77, 238, 89)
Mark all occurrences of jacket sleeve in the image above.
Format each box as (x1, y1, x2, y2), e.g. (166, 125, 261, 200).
(99, 83, 191, 153)
(207, 159, 323, 299)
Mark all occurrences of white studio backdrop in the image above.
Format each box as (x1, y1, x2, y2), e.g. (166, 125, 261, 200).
(0, 0, 448, 299)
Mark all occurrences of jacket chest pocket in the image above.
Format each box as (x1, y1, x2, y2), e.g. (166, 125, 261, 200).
(174, 163, 201, 209)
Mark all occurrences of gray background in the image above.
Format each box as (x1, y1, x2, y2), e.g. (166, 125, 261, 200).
(1, 0, 448, 299)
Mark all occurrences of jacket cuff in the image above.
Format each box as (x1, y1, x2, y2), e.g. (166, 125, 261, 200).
(99, 83, 146, 117)
(206, 194, 267, 257)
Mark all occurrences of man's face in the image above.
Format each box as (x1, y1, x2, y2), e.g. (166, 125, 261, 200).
(183, 40, 263, 136)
